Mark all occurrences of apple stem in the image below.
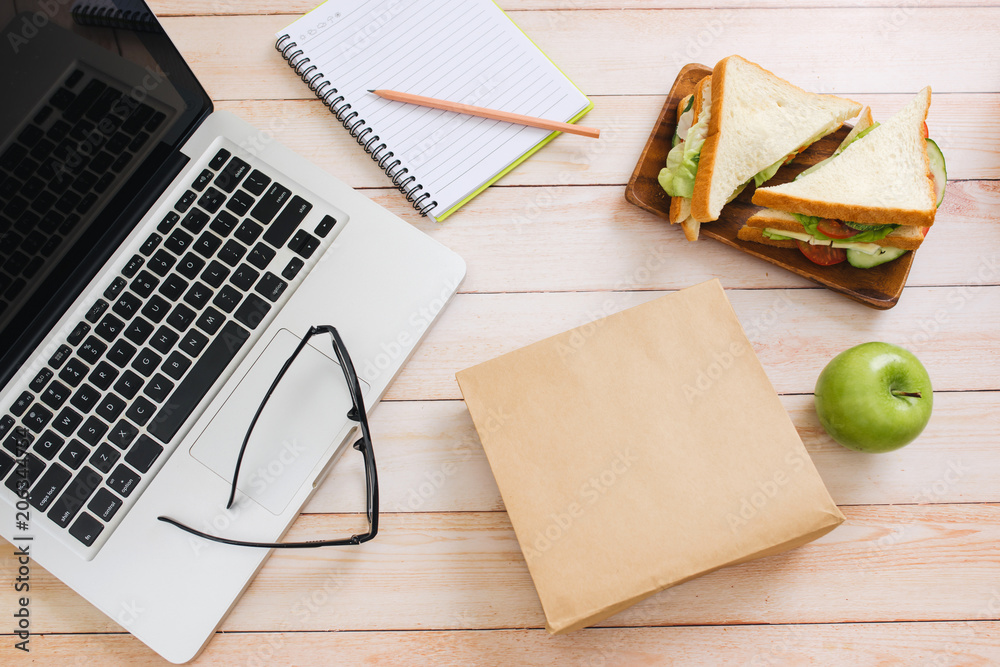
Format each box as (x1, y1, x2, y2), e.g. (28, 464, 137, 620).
(892, 390, 922, 399)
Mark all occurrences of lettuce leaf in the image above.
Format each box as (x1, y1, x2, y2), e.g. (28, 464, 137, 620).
(754, 158, 784, 187)
(790, 213, 898, 243)
(762, 229, 792, 240)
(658, 114, 709, 199)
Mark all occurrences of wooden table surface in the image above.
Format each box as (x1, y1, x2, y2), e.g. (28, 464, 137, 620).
(4, 1, 1000, 664)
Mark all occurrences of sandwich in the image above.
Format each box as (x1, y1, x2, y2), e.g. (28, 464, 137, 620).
(740, 87, 947, 268)
(659, 55, 862, 240)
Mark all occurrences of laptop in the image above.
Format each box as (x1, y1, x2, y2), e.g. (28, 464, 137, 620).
(0, 1, 465, 662)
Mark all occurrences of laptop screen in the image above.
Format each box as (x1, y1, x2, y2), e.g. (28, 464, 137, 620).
(0, 0, 212, 388)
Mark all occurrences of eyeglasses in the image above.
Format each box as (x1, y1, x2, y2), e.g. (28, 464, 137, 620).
(158, 325, 379, 548)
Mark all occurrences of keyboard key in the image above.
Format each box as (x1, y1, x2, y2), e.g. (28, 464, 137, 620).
(167, 304, 196, 332)
(234, 219, 263, 245)
(231, 264, 259, 291)
(53, 407, 83, 438)
(77, 416, 108, 446)
(148, 249, 175, 276)
(183, 281, 212, 310)
(71, 384, 102, 412)
(10, 392, 33, 417)
(208, 148, 230, 170)
(177, 253, 206, 279)
(106, 463, 141, 499)
(0, 451, 13, 480)
(157, 211, 180, 234)
(195, 307, 224, 336)
(140, 233, 161, 257)
(181, 208, 209, 234)
(158, 274, 189, 301)
(147, 321, 250, 444)
(264, 196, 313, 249)
(314, 214, 337, 238)
(5, 451, 43, 495)
(126, 435, 163, 473)
(255, 272, 288, 303)
(95, 313, 125, 342)
(126, 396, 157, 426)
(77, 336, 107, 365)
(0, 415, 14, 439)
(64, 80, 105, 122)
(287, 230, 320, 259)
(175, 190, 196, 213)
(164, 228, 193, 255)
(107, 340, 137, 368)
(282, 257, 305, 281)
(197, 187, 225, 213)
(131, 348, 162, 377)
(243, 169, 270, 195)
(161, 351, 191, 381)
(142, 294, 172, 323)
(226, 190, 254, 216)
(59, 439, 89, 470)
(22, 404, 53, 433)
(112, 370, 143, 399)
(129, 270, 158, 298)
(108, 420, 139, 450)
(96, 394, 126, 423)
(191, 169, 213, 192)
(69, 512, 104, 547)
(250, 182, 291, 224)
(85, 299, 110, 324)
(124, 317, 154, 346)
(88, 489, 123, 523)
(141, 374, 174, 404)
(27, 463, 71, 511)
(179, 330, 208, 357)
(194, 232, 222, 258)
(67, 322, 91, 347)
(32, 430, 65, 460)
(217, 239, 246, 267)
(112, 292, 142, 320)
(88, 361, 118, 390)
(41, 381, 71, 410)
(212, 285, 241, 314)
(215, 156, 249, 193)
(103, 277, 128, 301)
(121, 255, 143, 278)
(248, 243, 276, 270)
(48, 466, 102, 527)
(209, 210, 238, 237)
(31, 368, 54, 392)
(201, 261, 230, 288)
(2, 428, 33, 457)
(234, 294, 271, 330)
(150, 326, 179, 355)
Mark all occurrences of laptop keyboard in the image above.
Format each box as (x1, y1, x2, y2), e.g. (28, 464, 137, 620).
(0, 147, 340, 554)
(0, 67, 166, 316)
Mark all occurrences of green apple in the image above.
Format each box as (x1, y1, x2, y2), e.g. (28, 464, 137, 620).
(814, 342, 933, 453)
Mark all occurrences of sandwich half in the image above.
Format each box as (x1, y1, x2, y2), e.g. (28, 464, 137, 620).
(658, 55, 862, 240)
(661, 75, 711, 241)
(742, 87, 946, 268)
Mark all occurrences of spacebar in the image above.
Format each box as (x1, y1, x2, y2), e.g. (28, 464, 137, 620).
(146, 321, 251, 444)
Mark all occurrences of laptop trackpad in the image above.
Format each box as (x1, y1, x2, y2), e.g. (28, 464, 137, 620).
(189, 328, 368, 515)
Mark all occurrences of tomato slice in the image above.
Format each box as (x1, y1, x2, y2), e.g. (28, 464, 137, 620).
(816, 218, 860, 239)
(921, 121, 929, 139)
(797, 241, 847, 266)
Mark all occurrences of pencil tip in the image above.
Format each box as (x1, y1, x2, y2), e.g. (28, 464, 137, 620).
(367, 89, 375, 93)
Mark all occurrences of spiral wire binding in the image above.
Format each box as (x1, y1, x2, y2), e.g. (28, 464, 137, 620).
(71, 3, 163, 33)
(276, 34, 438, 217)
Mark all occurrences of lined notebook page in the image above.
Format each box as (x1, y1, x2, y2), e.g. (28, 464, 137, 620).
(278, 0, 590, 219)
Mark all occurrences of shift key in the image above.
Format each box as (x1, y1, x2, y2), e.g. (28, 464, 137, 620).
(263, 196, 312, 249)
(249, 183, 291, 224)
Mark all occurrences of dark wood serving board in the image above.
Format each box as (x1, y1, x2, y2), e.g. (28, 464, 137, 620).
(624, 63, 916, 310)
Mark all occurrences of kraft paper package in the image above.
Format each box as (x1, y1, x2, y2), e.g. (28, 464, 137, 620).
(456, 279, 844, 634)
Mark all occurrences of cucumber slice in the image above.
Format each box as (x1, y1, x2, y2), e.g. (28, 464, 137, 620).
(843, 221, 894, 232)
(926, 138, 946, 208)
(846, 246, 908, 268)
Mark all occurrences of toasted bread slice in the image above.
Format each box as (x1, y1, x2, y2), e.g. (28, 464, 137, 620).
(752, 88, 936, 227)
(690, 55, 862, 223)
(745, 209, 927, 250)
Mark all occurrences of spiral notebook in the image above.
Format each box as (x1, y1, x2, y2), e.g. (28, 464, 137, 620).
(276, 0, 593, 221)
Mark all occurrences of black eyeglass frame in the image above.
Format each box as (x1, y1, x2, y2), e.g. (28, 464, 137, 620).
(157, 325, 379, 549)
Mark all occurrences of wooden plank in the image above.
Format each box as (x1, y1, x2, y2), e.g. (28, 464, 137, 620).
(147, 0, 1000, 16)
(215, 94, 1000, 186)
(4, 505, 999, 633)
(7, 621, 1000, 665)
(304, 391, 1000, 515)
(348, 181, 1000, 294)
(158, 10, 1000, 100)
(386, 286, 1000, 401)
